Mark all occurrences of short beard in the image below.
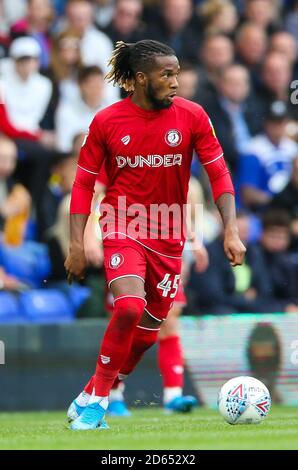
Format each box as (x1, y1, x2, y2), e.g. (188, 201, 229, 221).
(146, 81, 172, 110)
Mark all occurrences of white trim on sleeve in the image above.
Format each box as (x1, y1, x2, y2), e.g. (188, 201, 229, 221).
(202, 153, 223, 166)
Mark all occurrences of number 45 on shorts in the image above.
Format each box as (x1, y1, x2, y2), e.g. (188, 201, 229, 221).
(157, 273, 180, 298)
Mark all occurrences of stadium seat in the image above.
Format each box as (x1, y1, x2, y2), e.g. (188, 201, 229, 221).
(0, 241, 51, 288)
(0, 292, 24, 323)
(19, 289, 76, 323)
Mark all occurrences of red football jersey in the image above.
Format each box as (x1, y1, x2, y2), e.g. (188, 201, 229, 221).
(72, 96, 233, 257)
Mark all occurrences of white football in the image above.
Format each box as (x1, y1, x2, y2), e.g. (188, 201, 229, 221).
(218, 376, 271, 425)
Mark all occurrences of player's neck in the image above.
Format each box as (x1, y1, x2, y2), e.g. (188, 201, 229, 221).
(131, 92, 156, 111)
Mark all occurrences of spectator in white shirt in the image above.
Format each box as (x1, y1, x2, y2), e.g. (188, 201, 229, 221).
(1, 37, 53, 134)
(55, 65, 107, 152)
(64, 0, 119, 103)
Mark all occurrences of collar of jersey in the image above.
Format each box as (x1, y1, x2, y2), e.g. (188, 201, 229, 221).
(126, 95, 169, 119)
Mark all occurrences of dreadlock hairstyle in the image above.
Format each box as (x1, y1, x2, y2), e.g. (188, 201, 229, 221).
(105, 40, 176, 92)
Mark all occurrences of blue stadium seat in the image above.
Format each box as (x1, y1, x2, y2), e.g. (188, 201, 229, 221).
(19, 289, 76, 323)
(0, 241, 51, 288)
(0, 292, 24, 323)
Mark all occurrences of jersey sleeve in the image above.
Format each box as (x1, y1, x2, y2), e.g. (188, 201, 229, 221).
(193, 106, 235, 201)
(70, 115, 106, 214)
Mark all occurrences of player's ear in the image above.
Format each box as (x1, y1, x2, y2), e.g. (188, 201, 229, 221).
(135, 71, 147, 87)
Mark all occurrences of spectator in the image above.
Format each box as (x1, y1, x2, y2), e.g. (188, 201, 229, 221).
(0, 39, 58, 211)
(284, 0, 298, 44)
(55, 65, 107, 151)
(65, 0, 112, 70)
(1, 37, 53, 134)
(256, 52, 298, 120)
(37, 151, 77, 239)
(64, 0, 119, 102)
(188, 209, 298, 314)
(50, 28, 83, 103)
(235, 22, 268, 86)
(271, 155, 298, 219)
(269, 31, 298, 81)
(147, 0, 201, 63)
(237, 101, 298, 211)
(0, 136, 31, 246)
(44, 193, 71, 281)
(10, 0, 55, 70)
(103, 0, 145, 44)
(93, 0, 116, 29)
(198, 0, 238, 37)
(0, 0, 27, 36)
(176, 62, 199, 100)
(241, 0, 280, 35)
(197, 34, 234, 101)
(201, 64, 262, 173)
(255, 209, 298, 310)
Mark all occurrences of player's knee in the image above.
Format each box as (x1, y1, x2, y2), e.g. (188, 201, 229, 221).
(114, 296, 146, 328)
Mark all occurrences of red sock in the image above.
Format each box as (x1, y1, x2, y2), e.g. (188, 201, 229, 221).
(94, 296, 145, 396)
(84, 375, 94, 394)
(112, 325, 159, 390)
(158, 335, 184, 388)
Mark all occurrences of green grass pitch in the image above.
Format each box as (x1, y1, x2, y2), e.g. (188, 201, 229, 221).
(0, 406, 297, 450)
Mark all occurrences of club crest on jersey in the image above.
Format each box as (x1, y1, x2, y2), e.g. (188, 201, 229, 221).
(110, 253, 124, 269)
(165, 129, 182, 147)
(121, 135, 130, 145)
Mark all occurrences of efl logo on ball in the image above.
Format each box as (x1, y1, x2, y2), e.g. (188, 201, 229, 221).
(165, 129, 182, 147)
(110, 253, 124, 269)
(218, 376, 271, 425)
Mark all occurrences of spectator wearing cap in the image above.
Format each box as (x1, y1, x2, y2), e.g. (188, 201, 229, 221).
(1, 37, 53, 134)
(237, 101, 298, 211)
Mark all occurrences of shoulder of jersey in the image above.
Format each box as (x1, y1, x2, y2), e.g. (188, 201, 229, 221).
(173, 96, 204, 115)
(94, 99, 128, 121)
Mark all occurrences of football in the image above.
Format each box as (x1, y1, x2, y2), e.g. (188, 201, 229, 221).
(218, 376, 271, 425)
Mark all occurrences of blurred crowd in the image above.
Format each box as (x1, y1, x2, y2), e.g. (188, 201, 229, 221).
(0, 0, 298, 320)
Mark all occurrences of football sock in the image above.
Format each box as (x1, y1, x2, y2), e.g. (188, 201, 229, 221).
(163, 387, 183, 404)
(88, 395, 109, 409)
(112, 325, 160, 390)
(75, 391, 91, 407)
(94, 296, 146, 396)
(83, 375, 94, 395)
(158, 335, 184, 394)
(109, 382, 125, 402)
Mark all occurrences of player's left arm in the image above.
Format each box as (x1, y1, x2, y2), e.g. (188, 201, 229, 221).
(193, 106, 246, 266)
(215, 193, 246, 266)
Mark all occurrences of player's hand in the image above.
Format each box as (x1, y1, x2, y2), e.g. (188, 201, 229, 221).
(223, 228, 246, 267)
(192, 243, 209, 273)
(64, 246, 87, 284)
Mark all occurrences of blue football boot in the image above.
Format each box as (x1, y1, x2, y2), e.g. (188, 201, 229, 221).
(67, 400, 86, 422)
(108, 400, 131, 417)
(164, 395, 198, 413)
(70, 402, 108, 430)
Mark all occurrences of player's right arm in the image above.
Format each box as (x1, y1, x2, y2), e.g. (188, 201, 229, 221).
(64, 116, 106, 283)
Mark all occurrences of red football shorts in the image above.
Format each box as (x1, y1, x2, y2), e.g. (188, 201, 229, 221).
(103, 236, 182, 321)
